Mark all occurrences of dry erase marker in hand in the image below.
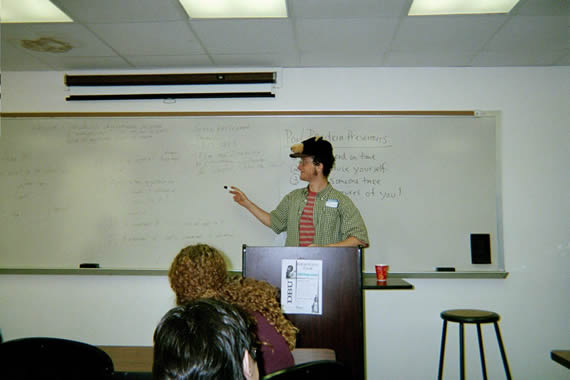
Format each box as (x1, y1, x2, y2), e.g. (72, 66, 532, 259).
(224, 185, 228, 189)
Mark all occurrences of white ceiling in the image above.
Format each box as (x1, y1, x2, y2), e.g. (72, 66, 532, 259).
(1, 0, 568, 71)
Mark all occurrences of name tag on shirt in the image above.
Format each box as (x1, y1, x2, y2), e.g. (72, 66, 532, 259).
(325, 199, 339, 208)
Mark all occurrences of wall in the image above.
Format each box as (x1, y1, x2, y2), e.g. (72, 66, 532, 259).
(1, 66, 568, 379)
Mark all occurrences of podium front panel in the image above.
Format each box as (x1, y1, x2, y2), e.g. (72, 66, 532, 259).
(243, 246, 364, 380)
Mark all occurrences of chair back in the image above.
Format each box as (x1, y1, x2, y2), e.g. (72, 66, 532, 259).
(262, 360, 348, 380)
(291, 348, 336, 365)
(0, 337, 114, 380)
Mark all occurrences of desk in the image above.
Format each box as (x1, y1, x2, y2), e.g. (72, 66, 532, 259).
(98, 275, 412, 376)
(551, 350, 570, 369)
(98, 346, 152, 372)
(362, 274, 414, 289)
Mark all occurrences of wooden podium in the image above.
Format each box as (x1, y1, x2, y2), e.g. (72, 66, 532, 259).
(242, 245, 364, 380)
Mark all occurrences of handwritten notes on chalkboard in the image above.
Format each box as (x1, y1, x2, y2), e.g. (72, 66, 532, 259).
(0, 113, 502, 272)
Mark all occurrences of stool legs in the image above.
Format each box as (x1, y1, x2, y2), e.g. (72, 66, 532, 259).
(437, 320, 448, 380)
(438, 320, 511, 380)
(493, 322, 512, 380)
(459, 323, 465, 380)
(476, 324, 488, 380)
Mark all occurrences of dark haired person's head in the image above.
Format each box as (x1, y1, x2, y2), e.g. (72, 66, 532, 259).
(289, 136, 336, 178)
(153, 298, 259, 380)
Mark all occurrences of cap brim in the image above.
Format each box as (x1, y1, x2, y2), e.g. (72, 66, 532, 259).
(289, 152, 308, 158)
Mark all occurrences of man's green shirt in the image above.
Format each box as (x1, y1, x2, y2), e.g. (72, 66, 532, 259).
(270, 184, 369, 246)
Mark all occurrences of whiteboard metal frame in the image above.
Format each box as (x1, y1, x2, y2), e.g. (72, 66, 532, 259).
(0, 110, 505, 277)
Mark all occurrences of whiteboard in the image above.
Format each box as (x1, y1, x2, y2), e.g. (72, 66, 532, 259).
(0, 114, 502, 272)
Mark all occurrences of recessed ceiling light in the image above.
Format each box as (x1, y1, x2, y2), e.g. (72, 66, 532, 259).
(179, 0, 287, 19)
(1, 0, 73, 23)
(408, 0, 520, 16)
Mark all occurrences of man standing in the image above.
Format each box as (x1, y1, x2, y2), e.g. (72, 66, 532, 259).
(229, 136, 369, 247)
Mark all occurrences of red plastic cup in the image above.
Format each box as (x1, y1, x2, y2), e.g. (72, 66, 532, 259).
(375, 264, 389, 282)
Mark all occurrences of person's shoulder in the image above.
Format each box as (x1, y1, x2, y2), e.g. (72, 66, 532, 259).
(251, 310, 269, 325)
(241, 276, 277, 292)
(284, 187, 306, 197)
(324, 185, 360, 210)
(325, 184, 352, 201)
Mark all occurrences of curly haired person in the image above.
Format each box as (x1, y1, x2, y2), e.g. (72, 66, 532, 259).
(168, 243, 298, 376)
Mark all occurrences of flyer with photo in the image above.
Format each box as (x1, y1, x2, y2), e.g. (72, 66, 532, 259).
(281, 259, 323, 315)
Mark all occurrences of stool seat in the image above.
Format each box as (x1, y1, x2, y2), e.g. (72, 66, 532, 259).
(441, 309, 500, 324)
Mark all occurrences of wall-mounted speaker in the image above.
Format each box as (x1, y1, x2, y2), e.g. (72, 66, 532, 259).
(470, 233, 491, 264)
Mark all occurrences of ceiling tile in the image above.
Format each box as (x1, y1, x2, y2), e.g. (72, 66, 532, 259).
(126, 55, 213, 68)
(384, 51, 474, 67)
(211, 53, 299, 67)
(554, 52, 570, 65)
(484, 16, 567, 51)
(39, 56, 133, 70)
(299, 50, 384, 67)
(88, 21, 205, 56)
(471, 50, 569, 66)
(296, 18, 399, 53)
(511, 0, 569, 16)
(51, 0, 187, 23)
(2, 23, 118, 56)
(0, 0, 566, 71)
(191, 19, 295, 54)
(392, 15, 508, 52)
(1, 42, 55, 71)
(289, 0, 412, 18)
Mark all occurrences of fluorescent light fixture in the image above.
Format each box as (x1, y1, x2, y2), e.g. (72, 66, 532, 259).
(179, 0, 287, 19)
(1, 0, 73, 23)
(408, 0, 520, 16)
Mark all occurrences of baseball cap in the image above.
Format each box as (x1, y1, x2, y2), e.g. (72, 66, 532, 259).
(289, 136, 334, 162)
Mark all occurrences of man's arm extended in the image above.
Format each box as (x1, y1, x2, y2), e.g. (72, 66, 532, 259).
(229, 186, 271, 227)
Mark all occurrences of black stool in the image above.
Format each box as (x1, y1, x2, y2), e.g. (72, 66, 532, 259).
(437, 309, 512, 380)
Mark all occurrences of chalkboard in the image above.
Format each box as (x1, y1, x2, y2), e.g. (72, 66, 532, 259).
(0, 112, 502, 272)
